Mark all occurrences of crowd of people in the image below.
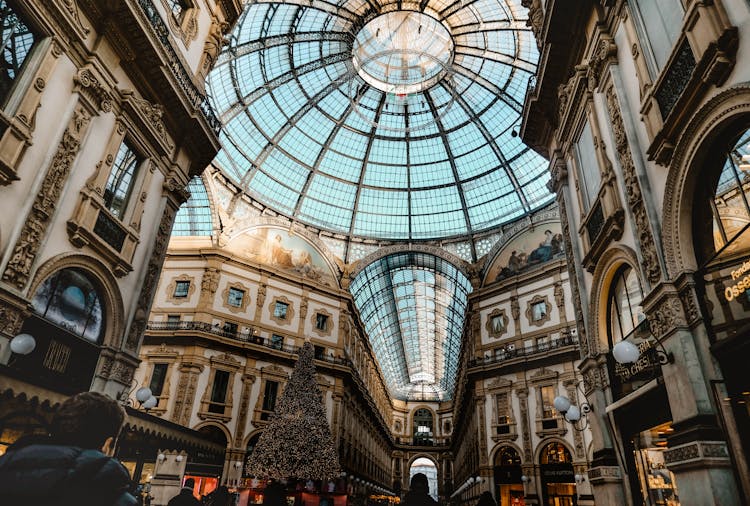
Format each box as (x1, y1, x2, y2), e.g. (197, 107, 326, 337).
(0, 392, 502, 506)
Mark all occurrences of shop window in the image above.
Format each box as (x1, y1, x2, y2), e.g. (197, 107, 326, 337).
(104, 141, 141, 220)
(148, 363, 168, 398)
(208, 370, 230, 414)
(0, 1, 39, 105)
(607, 265, 645, 343)
(31, 268, 105, 343)
(173, 280, 190, 298)
(274, 301, 289, 320)
(315, 313, 328, 331)
(540, 443, 575, 506)
(631, 422, 681, 505)
(227, 287, 244, 307)
(630, 0, 685, 72)
(260, 380, 278, 420)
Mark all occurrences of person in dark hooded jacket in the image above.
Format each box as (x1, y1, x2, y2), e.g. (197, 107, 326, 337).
(0, 391, 137, 506)
(404, 473, 437, 506)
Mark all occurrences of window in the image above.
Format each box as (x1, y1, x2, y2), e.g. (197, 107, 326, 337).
(532, 301, 547, 321)
(270, 334, 283, 350)
(631, 0, 685, 71)
(575, 121, 601, 210)
(166, 314, 180, 328)
(208, 370, 230, 413)
(315, 313, 328, 331)
(260, 380, 278, 420)
(540, 385, 556, 419)
(273, 301, 289, 320)
(149, 363, 168, 398)
(314, 345, 325, 360)
(104, 141, 141, 219)
(30, 268, 105, 343)
(0, 1, 38, 105)
(222, 321, 238, 335)
(491, 314, 504, 334)
(608, 265, 645, 343)
(173, 280, 190, 298)
(496, 392, 510, 425)
(167, 0, 188, 18)
(227, 287, 244, 307)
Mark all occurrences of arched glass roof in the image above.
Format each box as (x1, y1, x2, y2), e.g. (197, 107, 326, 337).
(350, 252, 472, 400)
(208, 0, 552, 241)
(173, 177, 213, 236)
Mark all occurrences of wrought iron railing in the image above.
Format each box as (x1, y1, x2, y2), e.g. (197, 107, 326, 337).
(469, 331, 578, 367)
(146, 320, 351, 366)
(135, 0, 222, 135)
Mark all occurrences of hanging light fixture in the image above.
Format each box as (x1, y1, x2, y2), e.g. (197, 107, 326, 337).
(9, 333, 36, 355)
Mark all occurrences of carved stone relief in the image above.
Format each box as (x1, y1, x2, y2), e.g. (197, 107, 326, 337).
(2, 106, 91, 289)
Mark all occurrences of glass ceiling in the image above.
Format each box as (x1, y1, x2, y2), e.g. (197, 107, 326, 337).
(173, 177, 213, 237)
(208, 0, 552, 241)
(350, 252, 472, 400)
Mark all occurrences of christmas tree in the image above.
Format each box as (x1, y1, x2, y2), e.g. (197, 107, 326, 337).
(246, 341, 341, 480)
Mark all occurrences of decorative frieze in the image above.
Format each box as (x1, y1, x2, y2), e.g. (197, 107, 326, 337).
(646, 294, 687, 340)
(605, 85, 662, 286)
(664, 441, 730, 468)
(2, 105, 91, 289)
(558, 200, 589, 357)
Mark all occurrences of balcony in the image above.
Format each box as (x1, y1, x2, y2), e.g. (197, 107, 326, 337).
(145, 321, 351, 366)
(468, 332, 579, 369)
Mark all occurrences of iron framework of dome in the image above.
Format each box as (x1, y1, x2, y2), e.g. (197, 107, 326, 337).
(207, 0, 552, 242)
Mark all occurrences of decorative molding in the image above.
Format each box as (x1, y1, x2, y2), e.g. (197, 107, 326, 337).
(268, 295, 294, 326)
(73, 68, 114, 113)
(559, 199, 589, 357)
(664, 441, 730, 468)
(125, 204, 179, 350)
(485, 308, 509, 339)
(645, 291, 687, 340)
(605, 85, 662, 286)
(311, 308, 333, 337)
(525, 294, 552, 327)
(198, 17, 229, 79)
(2, 105, 91, 289)
(160, 0, 199, 48)
(166, 274, 196, 305)
(587, 36, 618, 91)
(222, 281, 251, 314)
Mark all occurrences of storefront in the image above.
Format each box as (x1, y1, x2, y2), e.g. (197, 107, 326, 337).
(494, 447, 524, 506)
(539, 443, 575, 506)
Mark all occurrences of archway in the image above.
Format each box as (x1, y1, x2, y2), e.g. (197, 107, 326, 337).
(538, 442, 575, 506)
(409, 456, 438, 500)
(187, 425, 229, 497)
(493, 446, 524, 506)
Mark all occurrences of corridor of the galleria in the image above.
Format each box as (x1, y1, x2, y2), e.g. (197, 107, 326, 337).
(1, 0, 749, 505)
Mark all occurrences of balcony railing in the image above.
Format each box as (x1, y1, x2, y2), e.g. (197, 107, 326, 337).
(136, 0, 222, 135)
(469, 332, 579, 368)
(395, 437, 451, 448)
(146, 321, 351, 366)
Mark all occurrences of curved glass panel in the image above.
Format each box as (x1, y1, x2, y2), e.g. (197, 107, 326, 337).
(173, 176, 213, 236)
(349, 252, 472, 400)
(208, 0, 552, 241)
(31, 268, 105, 343)
(607, 265, 644, 343)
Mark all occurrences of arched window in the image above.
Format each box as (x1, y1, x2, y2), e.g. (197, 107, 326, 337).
(607, 265, 645, 344)
(495, 446, 521, 466)
(31, 268, 105, 343)
(0, 1, 39, 104)
(540, 442, 572, 465)
(412, 408, 434, 445)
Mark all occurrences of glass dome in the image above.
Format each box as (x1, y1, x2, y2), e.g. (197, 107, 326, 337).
(208, 0, 551, 241)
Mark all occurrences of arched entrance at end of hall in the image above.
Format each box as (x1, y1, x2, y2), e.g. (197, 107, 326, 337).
(539, 442, 575, 506)
(409, 456, 438, 501)
(493, 446, 524, 506)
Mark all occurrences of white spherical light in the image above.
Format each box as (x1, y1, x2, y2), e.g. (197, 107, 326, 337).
(10, 333, 36, 355)
(565, 405, 581, 422)
(553, 395, 571, 413)
(612, 340, 640, 364)
(135, 387, 153, 403)
(142, 396, 158, 409)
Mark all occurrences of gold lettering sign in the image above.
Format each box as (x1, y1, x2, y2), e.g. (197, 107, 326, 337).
(724, 260, 750, 302)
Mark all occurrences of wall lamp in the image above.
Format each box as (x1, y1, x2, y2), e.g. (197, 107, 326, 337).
(612, 339, 673, 366)
(553, 394, 591, 431)
(10, 333, 36, 355)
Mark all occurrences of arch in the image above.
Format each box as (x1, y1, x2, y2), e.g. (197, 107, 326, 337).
(352, 243, 471, 281)
(193, 421, 231, 447)
(406, 453, 439, 469)
(534, 437, 574, 465)
(28, 253, 125, 349)
(490, 441, 525, 465)
(664, 83, 750, 276)
(242, 428, 264, 450)
(588, 246, 641, 355)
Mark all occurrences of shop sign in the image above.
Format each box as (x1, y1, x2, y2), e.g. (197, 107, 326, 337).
(613, 340, 659, 383)
(541, 465, 574, 483)
(724, 259, 750, 302)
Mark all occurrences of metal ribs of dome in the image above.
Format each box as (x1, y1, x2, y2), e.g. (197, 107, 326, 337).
(208, 0, 552, 243)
